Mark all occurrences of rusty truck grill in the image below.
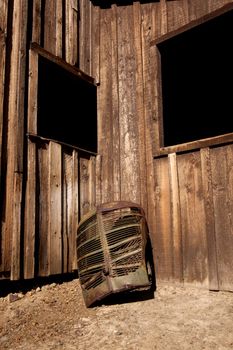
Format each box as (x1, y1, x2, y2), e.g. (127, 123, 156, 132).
(77, 202, 151, 307)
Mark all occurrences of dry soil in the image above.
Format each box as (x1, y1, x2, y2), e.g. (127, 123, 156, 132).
(0, 276, 233, 350)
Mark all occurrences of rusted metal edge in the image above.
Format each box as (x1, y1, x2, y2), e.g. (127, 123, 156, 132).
(96, 201, 144, 213)
(77, 201, 145, 228)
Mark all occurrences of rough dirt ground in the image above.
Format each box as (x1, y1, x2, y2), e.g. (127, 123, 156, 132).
(0, 276, 233, 350)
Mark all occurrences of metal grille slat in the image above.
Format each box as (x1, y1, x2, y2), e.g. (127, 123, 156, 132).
(77, 238, 102, 258)
(76, 201, 151, 307)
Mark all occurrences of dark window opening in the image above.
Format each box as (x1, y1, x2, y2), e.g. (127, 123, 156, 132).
(37, 56, 97, 153)
(157, 9, 233, 147)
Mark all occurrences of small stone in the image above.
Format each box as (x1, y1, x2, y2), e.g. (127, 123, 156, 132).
(8, 293, 23, 303)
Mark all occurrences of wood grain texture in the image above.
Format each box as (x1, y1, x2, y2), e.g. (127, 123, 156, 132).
(79, 0, 92, 74)
(168, 153, 183, 282)
(177, 152, 208, 286)
(91, 4, 100, 83)
(38, 143, 50, 276)
(48, 142, 62, 275)
(80, 157, 93, 217)
(211, 145, 233, 291)
(4, 0, 28, 279)
(167, 0, 189, 31)
(98, 7, 114, 203)
(200, 147, 219, 290)
(0, 0, 7, 194)
(117, 5, 140, 203)
(141, 2, 158, 262)
(32, 0, 41, 43)
(44, 0, 63, 57)
(71, 150, 79, 271)
(62, 152, 73, 273)
(153, 157, 173, 280)
(111, 4, 120, 202)
(0, 0, 8, 272)
(27, 50, 38, 134)
(133, 1, 147, 211)
(65, 0, 78, 65)
(24, 140, 36, 279)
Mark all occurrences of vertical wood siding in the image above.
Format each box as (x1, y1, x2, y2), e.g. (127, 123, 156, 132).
(0, 0, 96, 280)
(1, 0, 28, 280)
(0, 0, 233, 291)
(153, 145, 233, 290)
(24, 138, 96, 278)
(0, 0, 8, 276)
(93, 0, 233, 290)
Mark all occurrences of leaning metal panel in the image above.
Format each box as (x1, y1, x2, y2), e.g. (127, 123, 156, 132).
(76, 201, 151, 307)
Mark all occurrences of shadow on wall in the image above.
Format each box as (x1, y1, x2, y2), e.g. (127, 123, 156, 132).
(0, 272, 78, 298)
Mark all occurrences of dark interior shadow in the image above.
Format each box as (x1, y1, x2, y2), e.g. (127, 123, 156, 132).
(0, 272, 78, 298)
(91, 285, 156, 308)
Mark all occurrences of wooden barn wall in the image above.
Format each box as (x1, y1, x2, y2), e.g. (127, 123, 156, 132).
(87, 0, 233, 290)
(154, 145, 233, 291)
(0, 0, 233, 287)
(24, 138, 96, 279)
(0, 0, 96, 280)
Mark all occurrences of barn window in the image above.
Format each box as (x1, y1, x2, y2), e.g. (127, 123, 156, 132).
(152, 5, 233, 155)
(34, 44, 97, 153)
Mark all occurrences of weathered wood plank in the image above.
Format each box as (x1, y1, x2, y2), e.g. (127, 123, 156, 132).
(187, 0, 210, 21)
(79, 0, 91, 74)
(167, 0, 189, 32)
(62, 149, 79, 273)
(117, 5, 140, 203)
(98, 7, 114, 203)
(48, 142, 62, 275)
(4, 0, 28, 279)
(80, 157, 91, 217)
(65, 0, 78, 65)
(0, 0, 8, 193)
(28, 49, 38, 134)
(62, 152, 73, 273)
(208, 0, 233, 12)
(177, 152, 208, 286)
(211, 145, 233, 291)
(91, 3, 100, 83)
(153, 157, 173, 280)
(44, 0, 63, 57)
(38, 142, 49, 276)
(200, 147, 219, 290)
(31, 42, 95, 85)
(11, 173, 23, 280)
(141, 2, 158, 262)
(151, 2, 233, 46)
(0, 0, 8, 271)
(187, 0, 233, 22)
(95, 154, 102, 206)
(154, 133, 233, 158)
(32, 0, 41, 43)
(168, 153, 183, 282)
(160, 0, 168, 35)
(133, 1, 147, 211)
(24, 140, 36, 279)
(88, 156, 96, 210)
(24, 5, 40, 277)
(71, 150, 79, 271)
(150, 2, 164, 154)
(111, 4, 120, 202)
